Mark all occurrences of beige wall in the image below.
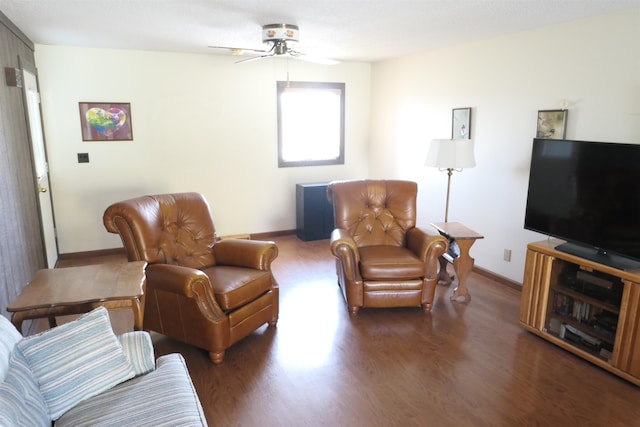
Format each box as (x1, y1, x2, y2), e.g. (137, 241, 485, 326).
(370, 10, 640, 282)
(34, 48, 371, 253)
(35, 10, 639, 283)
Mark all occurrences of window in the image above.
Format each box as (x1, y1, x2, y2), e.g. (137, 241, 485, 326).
(277, 81, 345, 167)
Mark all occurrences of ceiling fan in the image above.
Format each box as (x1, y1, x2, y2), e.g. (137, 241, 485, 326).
(208, 24, 338, 65)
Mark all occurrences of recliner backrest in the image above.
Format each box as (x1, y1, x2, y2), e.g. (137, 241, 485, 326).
(328, 180, 417, 248)
(104, 192, 217, 269)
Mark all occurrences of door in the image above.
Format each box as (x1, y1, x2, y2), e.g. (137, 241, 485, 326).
(23, 69, 58, 268)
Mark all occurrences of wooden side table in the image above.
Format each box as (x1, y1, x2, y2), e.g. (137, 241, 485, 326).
(431, 222, 484, 303)
(7, 261, 146, 334)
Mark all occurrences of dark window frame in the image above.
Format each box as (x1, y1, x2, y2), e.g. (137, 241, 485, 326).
(277, 81, 345, 168)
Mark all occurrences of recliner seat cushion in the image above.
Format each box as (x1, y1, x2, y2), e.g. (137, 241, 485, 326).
(204, 266, 273, 311)
(359, 246, 425, 280)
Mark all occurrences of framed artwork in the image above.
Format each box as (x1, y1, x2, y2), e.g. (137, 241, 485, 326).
(536, 109, 567, 139)
(452, 107, 471, 139)
(79, 102, 133, 141)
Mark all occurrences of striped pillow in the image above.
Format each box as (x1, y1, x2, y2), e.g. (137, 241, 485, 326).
(0, 314, 22, 382)
(0, 349, 50, 427)
(15, 307, 135, 420)
(118, 331, 156, 376)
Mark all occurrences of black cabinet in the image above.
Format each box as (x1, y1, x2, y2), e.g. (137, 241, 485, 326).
(296, 183, 334, 241)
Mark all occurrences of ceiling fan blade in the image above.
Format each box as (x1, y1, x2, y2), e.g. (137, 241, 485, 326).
(235, 53, 274, 64)
(289, 50, 339, 65)
(208, 45, 269, 55)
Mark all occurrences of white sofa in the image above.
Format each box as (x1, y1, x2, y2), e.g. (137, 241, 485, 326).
(0, 307, 207, 426)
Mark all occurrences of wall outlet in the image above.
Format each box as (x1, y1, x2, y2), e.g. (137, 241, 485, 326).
(77, 153, 89, 163)
(503, 249, 512, 262)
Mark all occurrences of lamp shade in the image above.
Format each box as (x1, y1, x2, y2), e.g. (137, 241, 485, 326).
(425, 139, 476, 169)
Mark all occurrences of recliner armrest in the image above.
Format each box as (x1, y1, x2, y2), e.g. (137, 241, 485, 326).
(406, 227, 449, 276)
(212, 239, 278, 270)
(146, 264, 226, 322)
(330, 228, 362, 282)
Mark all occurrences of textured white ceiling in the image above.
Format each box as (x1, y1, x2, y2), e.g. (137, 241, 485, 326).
(0, 0, 638, 63)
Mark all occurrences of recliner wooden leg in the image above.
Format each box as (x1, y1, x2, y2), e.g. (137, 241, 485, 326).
(209, 350, 225, 364)
(422, 303, 433, 312)
(348, 306, 360, 315)
(269, 307, 279, 326)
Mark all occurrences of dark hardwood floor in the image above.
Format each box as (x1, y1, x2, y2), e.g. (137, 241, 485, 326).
(55, 235, 639, 426)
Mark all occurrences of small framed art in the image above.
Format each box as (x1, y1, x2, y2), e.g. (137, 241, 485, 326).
(536, 109, 567, 139)
(79, 102, 133, 141)
(452, 107, 471, 139)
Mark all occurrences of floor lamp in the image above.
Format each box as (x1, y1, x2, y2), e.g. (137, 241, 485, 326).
(425, 139, 476, 223)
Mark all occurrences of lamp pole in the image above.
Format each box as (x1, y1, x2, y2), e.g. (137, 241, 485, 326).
(444, 168, 453, 223)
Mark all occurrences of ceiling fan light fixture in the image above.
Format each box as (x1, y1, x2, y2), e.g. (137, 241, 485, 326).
(262, 24, 299, 44)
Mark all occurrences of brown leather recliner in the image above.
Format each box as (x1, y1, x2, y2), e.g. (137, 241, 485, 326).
(327, 180, 448, 315)
(103, 192, 279, 364)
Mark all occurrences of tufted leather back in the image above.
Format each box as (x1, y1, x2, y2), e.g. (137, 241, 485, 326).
(103, 192, 217, 269)
(327, 180, 417, 248)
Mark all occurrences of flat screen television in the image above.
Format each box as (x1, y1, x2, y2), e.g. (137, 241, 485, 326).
(524, 138, 640, 271)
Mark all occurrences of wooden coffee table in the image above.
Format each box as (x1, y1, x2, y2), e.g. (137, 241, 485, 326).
(7, 261, 146, 334)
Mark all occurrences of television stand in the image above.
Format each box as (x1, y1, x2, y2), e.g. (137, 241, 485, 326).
(555, 242, 640, 272)
(520, 239, 640, 386)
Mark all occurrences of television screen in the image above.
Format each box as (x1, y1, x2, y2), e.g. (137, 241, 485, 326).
(524, 138, 640, 270)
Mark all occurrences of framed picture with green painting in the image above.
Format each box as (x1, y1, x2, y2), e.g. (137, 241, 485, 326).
(536, 109, 567, 140)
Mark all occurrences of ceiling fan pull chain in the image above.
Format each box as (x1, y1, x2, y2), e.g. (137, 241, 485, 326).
(283, 55, 291, 86)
